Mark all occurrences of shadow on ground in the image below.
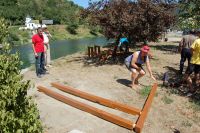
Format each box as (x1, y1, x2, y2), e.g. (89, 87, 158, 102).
(116, 79, 132, 87)
(151, 44, 178, 54)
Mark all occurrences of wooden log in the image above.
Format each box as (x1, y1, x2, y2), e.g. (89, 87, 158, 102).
(37, 86, 134, 130)
(134, 83, 158, 133)
(51, 82, 141, 115)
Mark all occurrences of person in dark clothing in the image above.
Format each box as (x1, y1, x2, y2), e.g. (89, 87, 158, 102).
(178, 30, 197, 74)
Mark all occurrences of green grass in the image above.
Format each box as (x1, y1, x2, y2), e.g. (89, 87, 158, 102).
(161, 95, 173, 104)
(190, 101, 200, 112)
(139, 86, 151, 98)
(181, 120, 192, 127)
(63, 81, 68, 85)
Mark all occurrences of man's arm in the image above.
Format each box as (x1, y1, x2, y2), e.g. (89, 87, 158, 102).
(178, 38, 184, 53)
(32, 42, 37, 57)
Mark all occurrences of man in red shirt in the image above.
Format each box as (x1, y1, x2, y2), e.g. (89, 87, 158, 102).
(32, 27, 46, 78)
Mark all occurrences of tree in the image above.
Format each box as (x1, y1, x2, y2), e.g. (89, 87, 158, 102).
(82, 0, 177, 43)
(0, 0, 83, 25)
(0, 18, 43, 133)
(178, 0, 200, 30)
(0, 18, 8, 44)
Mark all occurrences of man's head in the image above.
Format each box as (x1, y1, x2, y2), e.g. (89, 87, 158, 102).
(189, 29, 195, 34)
(42, 24, 48, 32)
(37, 27, 43, 36)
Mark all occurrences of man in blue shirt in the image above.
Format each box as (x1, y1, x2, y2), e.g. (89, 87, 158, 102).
(118, 37, 129, 53)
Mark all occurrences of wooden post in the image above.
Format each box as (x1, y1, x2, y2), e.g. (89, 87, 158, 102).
(88, 46, 91, 57)
(38, 86, 134, 130)
(94, 45, 101, 55)
(134, 83, 158, 133)
(51, 82, 141, 115)
(88, 47, 94, 58)
(91, 47, 94, 57)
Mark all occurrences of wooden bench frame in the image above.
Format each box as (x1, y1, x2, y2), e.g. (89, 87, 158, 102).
(38, 83, 157, 133)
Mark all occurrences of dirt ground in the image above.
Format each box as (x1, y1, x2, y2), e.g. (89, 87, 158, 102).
(23, 35, 200, 133)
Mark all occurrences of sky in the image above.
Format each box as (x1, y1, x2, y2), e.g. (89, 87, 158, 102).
(72, 0, 89, 8)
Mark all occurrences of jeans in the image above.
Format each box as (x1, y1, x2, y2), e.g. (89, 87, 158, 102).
(180, 48, 191, 74)
(35, 52, 45, 76)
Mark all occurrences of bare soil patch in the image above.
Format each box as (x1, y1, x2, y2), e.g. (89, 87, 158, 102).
(24, 37, 200, 133)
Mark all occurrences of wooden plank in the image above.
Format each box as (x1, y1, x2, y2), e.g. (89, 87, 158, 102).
(37, 86, 134, 130)
(51, 82, 141, 115)
(134, 83, 158, 133)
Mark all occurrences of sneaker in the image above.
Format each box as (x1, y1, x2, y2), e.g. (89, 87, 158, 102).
(47, 64, 52, 68)
(41, 71, 49, 75)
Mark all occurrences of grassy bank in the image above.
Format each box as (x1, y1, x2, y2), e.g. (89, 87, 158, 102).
(8, 25, 102, 46)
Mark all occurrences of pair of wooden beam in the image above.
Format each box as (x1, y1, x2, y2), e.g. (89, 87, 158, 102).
(38, 83, 157, 133)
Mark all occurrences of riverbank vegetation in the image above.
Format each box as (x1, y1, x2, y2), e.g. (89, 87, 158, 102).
(8, 25, 102, 46)
(0, 0, 82, 25)
(0, 0, 103, 46)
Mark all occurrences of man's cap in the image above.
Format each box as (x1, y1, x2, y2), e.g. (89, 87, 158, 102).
(141, 45, 150, 53)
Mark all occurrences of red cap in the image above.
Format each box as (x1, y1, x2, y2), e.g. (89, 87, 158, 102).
(141, 45, 150, 53)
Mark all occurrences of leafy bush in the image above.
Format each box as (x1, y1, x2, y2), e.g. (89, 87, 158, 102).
(0, 19, 43, 133)
(66, 23, 79, 34)
(9, 33, 20, 41)
(0, 18, 8, 43)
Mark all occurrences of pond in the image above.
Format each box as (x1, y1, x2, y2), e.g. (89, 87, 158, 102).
(12, 37, 113, 69)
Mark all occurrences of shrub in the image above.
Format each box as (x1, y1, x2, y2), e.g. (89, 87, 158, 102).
(0, 18, 43, 133)
(66, 23, 79, 34)
(0, 18, 8, 44)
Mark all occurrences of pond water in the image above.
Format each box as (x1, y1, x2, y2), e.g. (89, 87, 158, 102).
(12, 37, 113, 68)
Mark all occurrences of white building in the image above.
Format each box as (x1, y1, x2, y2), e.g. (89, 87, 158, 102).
(25, 16, 41, 30)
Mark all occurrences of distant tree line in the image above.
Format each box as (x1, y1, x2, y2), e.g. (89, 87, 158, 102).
(0, 0, 83, 25)
(178, 0, 200, 30)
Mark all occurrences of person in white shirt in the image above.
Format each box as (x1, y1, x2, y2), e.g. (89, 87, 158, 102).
(42, 24, 52, 68)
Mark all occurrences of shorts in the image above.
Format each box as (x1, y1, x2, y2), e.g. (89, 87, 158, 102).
(125, 61, 145, 73)
(187, 64, 200, 75)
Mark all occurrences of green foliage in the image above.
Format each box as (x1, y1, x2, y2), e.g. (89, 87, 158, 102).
(161, 95, 173, 104)
(0, 0, 84, 25)
(190, 100, 200, 112)
(178, 0, 200, 30)
(89, 26, 99, 36)
(83, 0, 177, 43)
(8, 26, 30, 46)
(66, 23, 79, 34)
(139, 86, 151, 98)
(0, 18, 9, 43)
(0, 19, 43, 133)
